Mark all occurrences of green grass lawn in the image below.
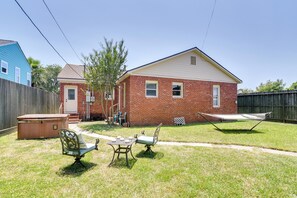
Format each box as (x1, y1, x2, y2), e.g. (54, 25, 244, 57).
(80, 121, 297, 152)
(0, 130, 297, 197)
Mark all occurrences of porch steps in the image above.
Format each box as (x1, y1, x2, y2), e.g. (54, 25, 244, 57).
(68, 114, 81, 123)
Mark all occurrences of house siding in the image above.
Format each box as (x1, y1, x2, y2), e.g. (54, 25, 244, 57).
(130, 51, 237, 83)
(122, 75, 237, 126)
(0, 43, 31, 86)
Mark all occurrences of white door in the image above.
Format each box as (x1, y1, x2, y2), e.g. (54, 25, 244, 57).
(64, 86, 78, 113)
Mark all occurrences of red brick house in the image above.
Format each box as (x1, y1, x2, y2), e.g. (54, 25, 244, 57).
(58, 47, 242, 125)
(57, 64, 111, 121)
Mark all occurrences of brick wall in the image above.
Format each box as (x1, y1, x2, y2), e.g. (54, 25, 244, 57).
(60, 83, 118, 120)
(119, 76, 237, 126)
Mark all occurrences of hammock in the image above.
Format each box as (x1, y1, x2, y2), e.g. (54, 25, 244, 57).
(197, 112, 271, 131)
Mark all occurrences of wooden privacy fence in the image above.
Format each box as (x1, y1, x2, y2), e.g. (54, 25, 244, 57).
(0, 78, 60, 130)
(238, 90, 297, 123)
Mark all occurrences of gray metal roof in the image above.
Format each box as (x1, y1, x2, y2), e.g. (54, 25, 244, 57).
(0, 39, 16, 46)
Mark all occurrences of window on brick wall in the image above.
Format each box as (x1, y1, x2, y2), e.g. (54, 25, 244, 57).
(213, 85, 220, 107)
(145, 81, 158, 97)
(1, 60, 8, 74)
(105, 89, 115, 100)
(172, 82, 183, 98)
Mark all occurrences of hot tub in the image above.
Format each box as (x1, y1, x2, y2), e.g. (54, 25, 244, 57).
(17, 114, 69, 139)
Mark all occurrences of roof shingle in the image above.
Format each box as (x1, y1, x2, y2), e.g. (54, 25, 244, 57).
(57, 64, 85, 79)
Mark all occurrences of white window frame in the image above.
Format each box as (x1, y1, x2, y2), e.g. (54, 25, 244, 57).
(145, 80, 158, 98)
(172, 82, 183, 98)
(15, 67, 21, 83)
(213, 85, 220, 108)
(1, 60, 8, 74)
(27, 72, 31, 86)
(104, 89, 115, 100)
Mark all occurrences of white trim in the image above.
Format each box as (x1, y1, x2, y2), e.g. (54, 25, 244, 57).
(118, 86, 121, 110)
(123, 83, 126, 108)
(1, 60, 8, 74)
(0, 41, 17, 47)
(172, 82, 183, 98)
(145, 80, 158, 98)
(64, 85, 78, 113)
(130, 73, 237, 84)
(213, 85, 220, 108)
(58, 78, 86, 84)
(27, 72, 31, 86)
(15, 67, 20, 83)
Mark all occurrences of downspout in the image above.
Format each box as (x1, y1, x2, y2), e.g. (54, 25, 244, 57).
(118, 85, 121, 112)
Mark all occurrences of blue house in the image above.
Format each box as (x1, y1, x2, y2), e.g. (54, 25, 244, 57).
(0, 39, 31, 86)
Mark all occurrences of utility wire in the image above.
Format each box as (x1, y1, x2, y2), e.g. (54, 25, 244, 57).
(202, 0, 217, 49)
(14, 0, 68, 65)
(14, 0, 83, 78)
(42, 0, 82, 63)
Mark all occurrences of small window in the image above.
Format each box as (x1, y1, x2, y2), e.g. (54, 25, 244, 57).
(213, 85, 220, 107)
(191, 56, 196, 65)
(27, 72, 31, 86)
(105, 89, 115, 100)
(172, 82, 183, 98)
(1, 60, 8, 74)
(145, 81, 158, 97)
(15, 67, 20, 83)
(68, 89, 75, 100)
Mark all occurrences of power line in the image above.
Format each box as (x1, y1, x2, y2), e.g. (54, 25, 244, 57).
(202, 0, 217, 49)
(14, 0, 83, 78)
(42, 0, 82, 63)
(14, 0, 68, 65)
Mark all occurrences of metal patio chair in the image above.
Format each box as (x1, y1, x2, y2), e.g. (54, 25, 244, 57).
(59, 129, 99, 167)
(135, 123, 162, 153)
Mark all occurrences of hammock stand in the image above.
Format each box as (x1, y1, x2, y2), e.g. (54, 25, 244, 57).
(197, 112, 272, 131)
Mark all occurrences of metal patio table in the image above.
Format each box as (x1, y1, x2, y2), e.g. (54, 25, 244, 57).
(107, 138, 136, 168)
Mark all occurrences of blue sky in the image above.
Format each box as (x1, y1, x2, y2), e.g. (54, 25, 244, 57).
(1, 0, 296, 90)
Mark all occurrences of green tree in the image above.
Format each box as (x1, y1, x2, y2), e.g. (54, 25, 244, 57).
(27, 57, 45, 88)
(288, 82, 297, 90)
(238, 88, 254, 94)
(43, 64, 62, 94)
(84, 38, 128, 120)
(256, 79, 285, 92)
